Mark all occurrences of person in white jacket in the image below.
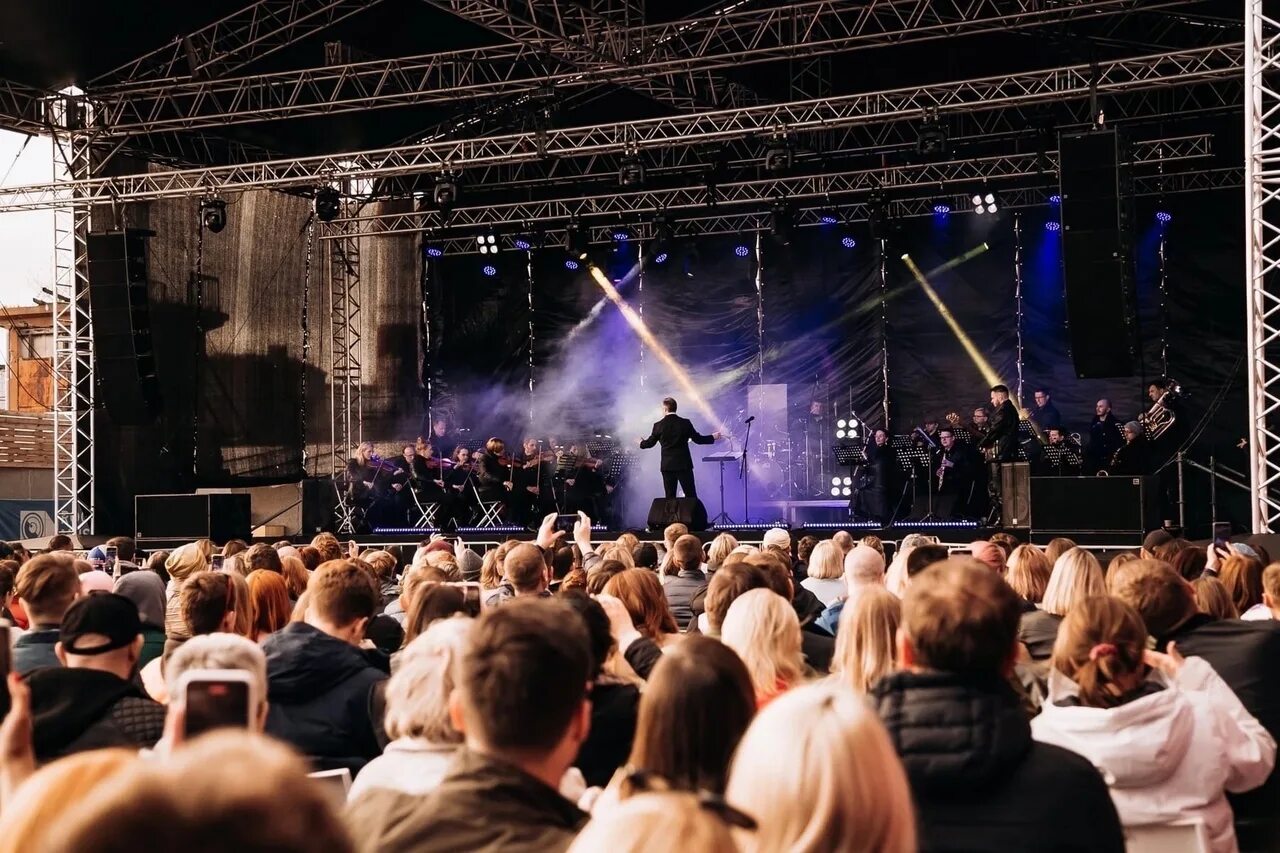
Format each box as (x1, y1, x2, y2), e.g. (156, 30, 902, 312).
(1031, 595, 1276, 853)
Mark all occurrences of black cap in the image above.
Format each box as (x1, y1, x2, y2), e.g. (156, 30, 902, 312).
(60, 592, 142, 656)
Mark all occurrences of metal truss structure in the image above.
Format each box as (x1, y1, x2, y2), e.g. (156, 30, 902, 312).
(47, 93, 96, 535)
(327, 199, 363, 533)
(324, 134, 1214, 238)
(0, 45, 1242, 212)
(1247, 0, 1280, 532)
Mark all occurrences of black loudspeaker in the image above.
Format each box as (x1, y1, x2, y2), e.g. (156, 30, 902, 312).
(87, 230, 160, 424)
(1059, 130, 1136, 378)
(1030, 476, 1160, 535)
(301, 477, 339, 534)
(134, 493, 251, 542)
(647, 497, 709, 532)
(1000, 462, 1031, 529)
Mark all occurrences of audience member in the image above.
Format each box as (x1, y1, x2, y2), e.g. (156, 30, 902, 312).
(561, 593, 639, 789)
(310, 533, 343, 563)
(346, 599, 590, 853)
(566, 792, 738, 853)
(705, 533, 739, 572)
(761, 527, 790, 555)
(728, 681, 916, 853)
(1262, 563, 1280, 620)
(631, 542, 658, 571)
(604, 569, 679, 647)
(401, 583, 467, 648)
(794, 534, 819, 585)
(799, 540, 844, 605)
(720, 588, 804, 707)
(13, 553, 80, 674)
(1044, 536, 1079, 566)
(1005, 544, 1051, 609)
(623, 635, 754, 795)
(586, 559, 626, 596)
(1172, 545, 1208, 581)
(80, 569, 114, 593)
(1031, 596, 1275, 853)
(113, 570, 167, 668)
(831, 584, 900, 693)
(1109, 558, 1280, 850)
(1019, 547, 1104, 660)
(222, 538, 250, 558)
(225, 571, 257, 639)
(145, 549, 170, 585)
(701, 563, 769, 637)
(247, 569, 292, 642)
(348, 618, 470, 804)
(46, 534, 72, 552)
(163, 541, 212, 641)
(814, 543, 885, 634)
(281, 554, 310, 599)
(662, 534, 708, 627)
(905, 543, 949, 579)
(988, 531, 1019, 558)
(1195, 575, 1240, 620)
(1221, 553, 1267, 619)
(43, 731, 354, 853)
(262, 559, 388, 772)
(27, 593, 166, 760)
(884, 533, 932, 597)
(857, 533, 885, 560)
(832, 529, 855, 555)
(162, 633, 269, 735)
(1107, 550, 1138, 575)
(869, 559, 1124, 852)
(0, 747, 137, 853)
(1138, 529, 1174, 560)
(486, 543, 552, 606)
(242, 543, 284, 575)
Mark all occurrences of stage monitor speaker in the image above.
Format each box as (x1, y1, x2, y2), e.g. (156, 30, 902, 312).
(1000, 462, 1031, 529)
(135, 493, 251, 542)
(1030, 476, 1160, 535)
(87, 229, 160, 423)
(647, 497, 708, 532)
(1059, 129, 1136, 378)
(301, 477, 339, 534)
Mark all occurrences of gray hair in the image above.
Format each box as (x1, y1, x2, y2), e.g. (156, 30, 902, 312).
(165, 632, 267, 697)
(383, 616, 473, 743)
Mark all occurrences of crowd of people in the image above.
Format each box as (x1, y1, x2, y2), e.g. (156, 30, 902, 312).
(0, 521, 1277, 852)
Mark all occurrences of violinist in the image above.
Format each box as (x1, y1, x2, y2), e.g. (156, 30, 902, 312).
(394, 443, 449, 522)
(564, 443, 611, 520)
(512, 437, 555, 523)
(476, 438, 513, 512)
(346, 441, 397, 528)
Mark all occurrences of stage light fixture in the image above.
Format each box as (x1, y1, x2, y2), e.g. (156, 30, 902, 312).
(565, 219, 589, 256)
(831, 476, 842, 486)
(915, 126, 948, 157)
(612, 228, 631, 242)
(425, 246, 444, 258)
(565, 259, 580, 271)
(618, 157, 645, 187)
(200, 197, 227, 233)
(769, 201, 794, 245)
(314, 187, 341, 222)
(820, 213, 839, 225)
(1045, 221, 1061, 232)
(763, 142, 793, 173)
(432, 177, 458, 210)
(513, 237, 532, 251)
(734, 244, 750, 258)
(933, 202, 951, 216)
(830, 487, 842, 497)
(654, 252, 669, 264)
(840, 236, 857, 250)
(835, 415, 859, 441)
(1156, 210, 1172, 224)
(482, 265, 497, 277)
(476, 234, 498, 255)
(1049, 194, 1062, 204)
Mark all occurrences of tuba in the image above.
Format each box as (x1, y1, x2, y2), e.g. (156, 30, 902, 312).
(1138, 381, 1181, 440)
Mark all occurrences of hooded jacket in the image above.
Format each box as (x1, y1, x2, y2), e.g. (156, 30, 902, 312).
(263, 622, 388, 772)
(1031, 657, 1276, 853)
(27, 667, 166, 761)
(870, 669, 1124, 853)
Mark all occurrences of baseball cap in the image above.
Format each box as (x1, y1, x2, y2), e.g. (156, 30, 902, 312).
(59, 592, 142, 656)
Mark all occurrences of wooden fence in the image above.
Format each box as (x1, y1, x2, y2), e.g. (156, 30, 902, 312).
(0, 412, 54, 468)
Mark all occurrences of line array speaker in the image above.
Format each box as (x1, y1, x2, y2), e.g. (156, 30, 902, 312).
(87, 229, 160, 424)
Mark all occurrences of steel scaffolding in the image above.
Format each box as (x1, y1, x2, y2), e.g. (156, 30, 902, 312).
(327, 198, 363, 533)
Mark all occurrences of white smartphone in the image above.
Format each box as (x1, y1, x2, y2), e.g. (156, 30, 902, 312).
(175, 669, 260, 738)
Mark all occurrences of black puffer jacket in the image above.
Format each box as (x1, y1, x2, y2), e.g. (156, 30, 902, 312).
(869, 670, 1124, 853)
(27, 667, 166, 761)
(263, 622, 389, 773)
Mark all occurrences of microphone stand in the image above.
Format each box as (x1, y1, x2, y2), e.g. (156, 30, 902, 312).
(913, 428, 940, 522)
(740, 417, 753, 524)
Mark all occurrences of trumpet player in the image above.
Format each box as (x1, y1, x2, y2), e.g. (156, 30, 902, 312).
(1107, 420, 1152, 476)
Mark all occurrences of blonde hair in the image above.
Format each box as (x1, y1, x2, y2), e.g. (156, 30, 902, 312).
(567, 793, 736, 853)
(1193, 575, 1239, 620)
(706, 533, 739, 568)
(1051, 596, 1147, 708)
(720, 588, 804, 702)
(1041, 547, 1105, 617)
(0, 748, 137, 853)
(806, 540, 843, 580)
(599, 544, 636, 569)
(727, 682, 916, 853)
(224, 570, 256, 638)
(1005, 544, 1052, 604)
(165, 540, 213, 582)
(832, 586, 900, 693)
(384, 617, 471, 743)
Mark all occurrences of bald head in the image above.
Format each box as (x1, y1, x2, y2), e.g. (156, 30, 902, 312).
(844, 544, 886, 589)
(504, 544, 548, 594)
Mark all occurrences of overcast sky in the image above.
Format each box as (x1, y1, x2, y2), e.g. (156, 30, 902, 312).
(0, 129, 53, 308)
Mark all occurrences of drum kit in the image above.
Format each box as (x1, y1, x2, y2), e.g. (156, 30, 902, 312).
(723, 412, 828, 500)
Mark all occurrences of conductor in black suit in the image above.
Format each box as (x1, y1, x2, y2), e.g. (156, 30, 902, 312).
(638, 397, 722, 499)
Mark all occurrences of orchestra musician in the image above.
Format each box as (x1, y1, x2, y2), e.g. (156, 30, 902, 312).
(946, 407, 990, 443)
(911, 418, 942, 448)
(476, 438, 513, 512)
(1108, 420, 1151, 476)
(393, 442, 451, 523)
(935, 427, 984, 521)
(345, 441, 397, 529)
(511, 437, 555, 524)
(978, 385, 1020, 526)
(564, 442, 613, 521)
(853, 428, 899, 524)
(638, 396, 722, 500)
(1030, 387, 1062, 432)
(1038, 427, 1083, 476)
(1085, 398, 1124, 475)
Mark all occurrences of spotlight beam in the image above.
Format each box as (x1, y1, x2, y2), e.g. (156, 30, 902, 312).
(583, 256, 726, 434)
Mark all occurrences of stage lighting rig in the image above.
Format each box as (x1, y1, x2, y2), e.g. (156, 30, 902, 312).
(314, 187, 341, 222)
(200, 197, 227, 233)
(915, 108, 948, 157)
(830, 476, 853, 498)
(476, 233, 498, 255)
(433, 176, 458, 211)
(565, 219, 589, 257)
(763, 139, 794, 173)
(835, 416, 860, 441)
(618, 156, 645, 188)
(971, 190, 999, 215)
(769, 201, 794, 245)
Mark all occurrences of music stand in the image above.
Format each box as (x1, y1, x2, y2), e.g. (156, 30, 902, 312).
(1041, 443, 1082, 476)
(1016, 420, 1039, 462)
(702, 451, 743, 526)
(893, 440, 938, 522)
(833, 444, 866, 521)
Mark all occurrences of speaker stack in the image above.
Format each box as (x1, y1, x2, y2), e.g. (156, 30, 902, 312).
(1059, 129, 1136, 378)
(86, 229, 160, 424)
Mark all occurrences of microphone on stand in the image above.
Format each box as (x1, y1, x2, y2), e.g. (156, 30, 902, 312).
(744, 415, 755, 424)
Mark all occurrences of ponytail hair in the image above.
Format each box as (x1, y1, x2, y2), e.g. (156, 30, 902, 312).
(1050, 595, 1148, 708)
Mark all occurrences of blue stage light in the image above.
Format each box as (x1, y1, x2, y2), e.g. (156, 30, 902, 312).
(933, 203, 951, 215)
(1045, 221, 1061, 232)
(1156, 210, 1172, 224)
(482, 265, 497, 276)
(425, 247, 443, 257)
(841, 236, 857, 249)
(513, 237, 532, 250)
(734, 245, 750, 257)
(565, 259, 580, 270)
(654, 252, 669, 264)
(819, 214, 839, 224)
(612, 230, 630, 241)
(1049, 194, 1062, 204)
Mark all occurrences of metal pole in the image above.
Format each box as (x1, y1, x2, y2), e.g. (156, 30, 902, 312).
(1210, 454, 1218, 524)
(527, 248, 535, 425)
(879, 236, 889, 428)
(1245, 0, 1268, 533)
(1013, 213, 1025, 402)
(1176, 451, 1186, 532)
(754, 231, 765, 385)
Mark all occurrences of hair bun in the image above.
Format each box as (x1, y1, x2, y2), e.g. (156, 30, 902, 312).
(1087, 642, 1118, 662)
